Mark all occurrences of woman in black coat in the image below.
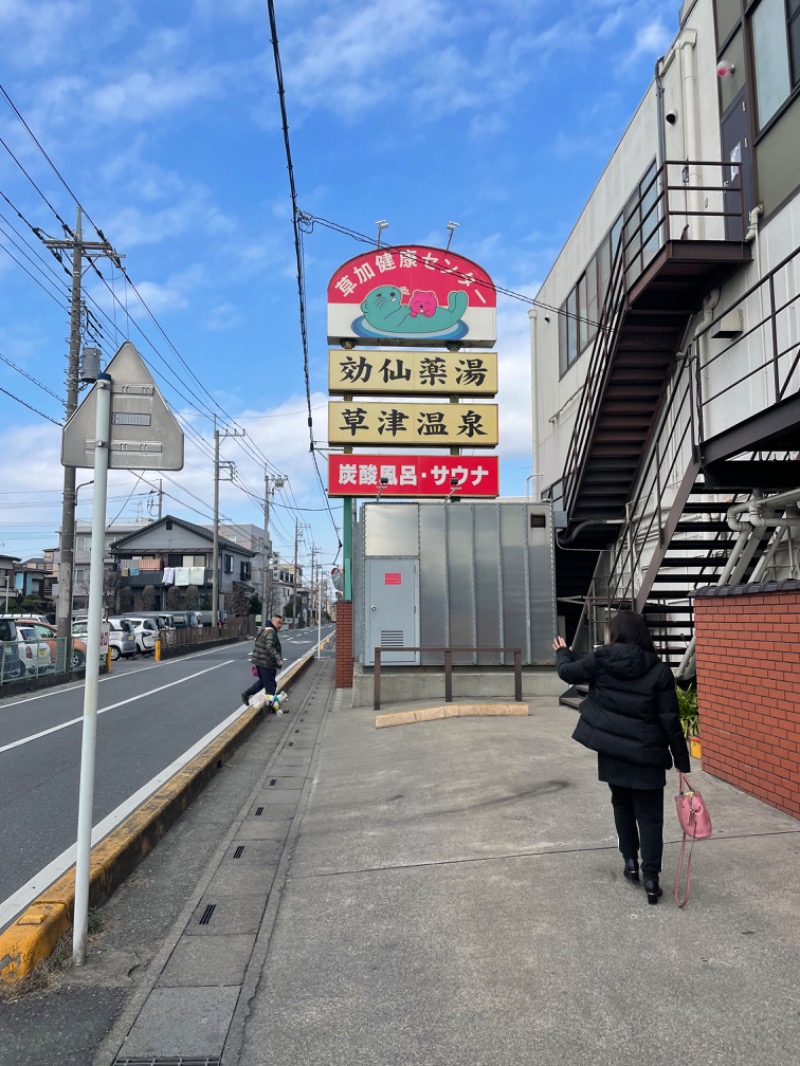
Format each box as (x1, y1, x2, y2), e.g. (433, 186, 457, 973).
(553, 611, 690, 904)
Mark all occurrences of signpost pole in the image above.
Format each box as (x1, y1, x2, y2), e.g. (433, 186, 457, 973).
(317, 574, 323, 657)
(72, 373, 112, 966)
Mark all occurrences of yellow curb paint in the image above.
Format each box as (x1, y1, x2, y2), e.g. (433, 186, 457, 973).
(375, 703, 529, 728)
(0, 644, 320, 985)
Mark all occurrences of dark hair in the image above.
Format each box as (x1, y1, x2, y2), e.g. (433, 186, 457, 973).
(608, 610, 657, 655)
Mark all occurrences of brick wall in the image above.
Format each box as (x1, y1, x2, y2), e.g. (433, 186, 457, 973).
(335, 601, 353, 688)
(695, 587, 800, 819)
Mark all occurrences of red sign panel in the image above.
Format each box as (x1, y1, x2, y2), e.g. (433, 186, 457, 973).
(384, 573, 402, 585)
(328, 454, 499, 497)
(327, 245, 496, 348)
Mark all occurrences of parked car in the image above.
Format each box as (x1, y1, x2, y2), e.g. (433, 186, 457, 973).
(124, 611, 174, 631)
(73, 618, 137, 660)
(12, 618, 88, 669)
(16, 625, 54, 675)
(122, 616, 159, 654)
(106, 618, 138, 660)
(0, 617, 24, 681)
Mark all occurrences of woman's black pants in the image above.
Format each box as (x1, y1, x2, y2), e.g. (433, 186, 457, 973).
(608, 784, 664, 879)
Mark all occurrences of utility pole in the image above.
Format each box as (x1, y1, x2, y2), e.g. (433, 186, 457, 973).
(211, 421, 244, 625)
(47, 207, 122, 670)
(292, 519, 300, 629)
(261, 470, 285, 622)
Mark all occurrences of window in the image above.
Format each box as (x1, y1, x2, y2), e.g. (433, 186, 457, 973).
(240, 562, 252, 581)
(750, 0, 800, 128)
(167, 554, 182, 567)
(224, 555, 233, 574)
(76, 536, 92, 552)
(182, 554, 205, 567)
(558, 210, 624, 376)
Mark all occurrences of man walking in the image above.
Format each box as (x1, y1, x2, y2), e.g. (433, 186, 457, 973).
(242, 613, 285, 711)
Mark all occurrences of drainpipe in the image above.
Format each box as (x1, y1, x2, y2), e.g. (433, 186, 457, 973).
(655, 56, 667, 172)
(678, 30, 702, 238)
(529, 308, 540, 502)
(727, 489, 800, 531)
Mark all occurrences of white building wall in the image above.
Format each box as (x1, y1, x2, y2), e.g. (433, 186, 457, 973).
(532, 0, 734, 494)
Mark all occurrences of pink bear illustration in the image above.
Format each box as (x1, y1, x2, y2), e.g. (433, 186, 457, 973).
(408, 290, 438, 317)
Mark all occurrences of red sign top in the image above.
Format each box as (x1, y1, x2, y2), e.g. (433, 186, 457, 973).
(327, 245, 496, 308)
(327, 245, 497, 348)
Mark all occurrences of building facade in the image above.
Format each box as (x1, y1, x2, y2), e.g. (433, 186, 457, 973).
(109, 516, 255, 615)
(532, 0, 800, 810)
(532, 0, 800, 670)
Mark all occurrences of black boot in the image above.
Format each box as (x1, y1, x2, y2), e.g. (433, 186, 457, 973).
(644, 877, 663, 904)
(623, 857, 640, 884)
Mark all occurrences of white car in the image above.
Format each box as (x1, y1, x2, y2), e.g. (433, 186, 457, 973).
(16, 625, 54, 675)
(74, 618, 137, 660)
(122, 616, 159, 654)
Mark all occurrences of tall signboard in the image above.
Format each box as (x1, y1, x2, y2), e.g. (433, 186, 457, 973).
(325, 244, 500, 605)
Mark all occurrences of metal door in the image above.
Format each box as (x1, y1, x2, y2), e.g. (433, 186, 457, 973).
(721, 90, 755, 240)
(365, 558, 419, 665)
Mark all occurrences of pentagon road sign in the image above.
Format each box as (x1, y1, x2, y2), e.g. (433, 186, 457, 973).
(61, 342, 184, 470)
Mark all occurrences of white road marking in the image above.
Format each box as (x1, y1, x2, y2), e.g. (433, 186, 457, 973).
(0, 660, 235, 755)
(0, 696, 254, 932)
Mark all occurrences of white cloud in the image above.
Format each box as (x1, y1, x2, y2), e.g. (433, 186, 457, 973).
(0, 0, 81, 66)
(103, 184, 236, 249)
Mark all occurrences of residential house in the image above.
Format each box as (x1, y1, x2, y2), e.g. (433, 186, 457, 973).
(109, 515, 256, 615)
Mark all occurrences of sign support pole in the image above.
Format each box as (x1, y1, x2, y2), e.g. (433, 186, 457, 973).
(72, 373, 112, 966)
(342, 496, 352, 600)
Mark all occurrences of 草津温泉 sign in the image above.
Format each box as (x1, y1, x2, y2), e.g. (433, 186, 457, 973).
(328, 349, 497, 396)
(327, 245, 496, 348)
(328, 401, 498, 448)
(328, 454, 499, 497)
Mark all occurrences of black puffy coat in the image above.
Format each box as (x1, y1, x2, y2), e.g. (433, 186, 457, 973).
(556, 643, 690, 788)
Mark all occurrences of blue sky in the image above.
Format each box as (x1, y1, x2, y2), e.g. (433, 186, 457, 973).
(0, 0, 674, 573)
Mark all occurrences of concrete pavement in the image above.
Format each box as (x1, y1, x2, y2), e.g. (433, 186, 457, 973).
(4, 655, 799, 1065)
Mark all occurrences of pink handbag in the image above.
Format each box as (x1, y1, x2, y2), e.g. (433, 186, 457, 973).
(674, 771, 712, 907)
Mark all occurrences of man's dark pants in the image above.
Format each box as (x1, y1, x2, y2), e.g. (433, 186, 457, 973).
(244, 666, 277, 700)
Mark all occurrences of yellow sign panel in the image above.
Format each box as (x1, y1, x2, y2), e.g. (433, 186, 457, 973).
(328, 349, 497, 396)
(328, 401, 498, 447)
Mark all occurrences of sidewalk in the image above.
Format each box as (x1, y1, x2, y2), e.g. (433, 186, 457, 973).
(8, 658, 799, 1065)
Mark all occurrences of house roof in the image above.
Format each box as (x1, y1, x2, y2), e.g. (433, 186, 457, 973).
(109, 515, 255, 556)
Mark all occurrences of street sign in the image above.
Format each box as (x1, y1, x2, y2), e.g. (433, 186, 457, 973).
(61, 341, 184, 470)
(328, 401, 498, 447)
(328, 454, 500, 497)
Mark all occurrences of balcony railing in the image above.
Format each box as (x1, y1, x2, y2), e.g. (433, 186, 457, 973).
(561, 160, 748, 521)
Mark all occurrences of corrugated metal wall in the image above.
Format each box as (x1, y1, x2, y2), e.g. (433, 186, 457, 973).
(354, 501, 556, 666)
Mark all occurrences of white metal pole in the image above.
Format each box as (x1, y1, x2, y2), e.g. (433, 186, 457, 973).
(317, 575, 323, 657)
(72, 373, 111, 966)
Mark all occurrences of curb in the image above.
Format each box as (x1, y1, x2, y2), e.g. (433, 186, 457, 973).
(375, 702, 530, 728)
(0, 635, 334, 985)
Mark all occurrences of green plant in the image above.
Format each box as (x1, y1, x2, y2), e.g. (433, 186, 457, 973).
(676, 685, 699, 739)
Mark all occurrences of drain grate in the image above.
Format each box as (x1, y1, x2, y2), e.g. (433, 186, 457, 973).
(114, 1057, 222, 1065)
(233, 845, 245, 858)
(198, 904, 216, 926)
(255, 806, 264, 816)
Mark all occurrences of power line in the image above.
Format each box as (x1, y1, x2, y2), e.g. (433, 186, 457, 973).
(266, 0, 341, 546)
(0, 383, 61, 425)
(0, 349, 65, 406)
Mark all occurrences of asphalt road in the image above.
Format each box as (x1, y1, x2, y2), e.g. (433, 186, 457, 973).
(0, 624, 334, 925)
